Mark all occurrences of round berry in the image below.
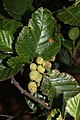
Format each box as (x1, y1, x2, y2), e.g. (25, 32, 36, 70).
(48, 38, 54, 43)
(42, 60, 52, 69)
(37, 65, 45, 74)
(36, 57, 43, 64)
(29, 70, 39, 81)
(30, 63, 37, 70)
(35, 73, 42, 83)
(28, 81, 37, 94)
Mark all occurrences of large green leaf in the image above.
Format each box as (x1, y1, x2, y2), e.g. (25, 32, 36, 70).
(0, 17, 22, 34)
(57, 4, 80, 26)
(16, 7, 61, 62)
(7, 55, 29, 69)
(0, 30, 13, 52)
(66, 93, 80, 120)
(41, 79, 56, 107)
(0, 64, 21, 81)
(3, 0, 33, 21)
(41, 69, 80, 101)
(59, 49, 71, 66)
(47, 109, 59, 120)
(0, 54, 21, 81)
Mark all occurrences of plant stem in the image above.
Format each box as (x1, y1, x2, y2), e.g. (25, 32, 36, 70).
(73, 40, 75, 52)
(0, 114, 15, 120)
(11, 77, 51, 110)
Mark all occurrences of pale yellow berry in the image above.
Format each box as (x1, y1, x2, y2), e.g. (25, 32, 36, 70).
(36, 74, 42, 87)
(30, 63, 37, 70)
(50, 56, 56, 62)
(34, 73, 43, 83)
(28, 81, 37, 94)
(36, 57, 43, 64)
(42, 60, 52, 69)
(29, 70, 39, 81)
(37, 65, 45, 74)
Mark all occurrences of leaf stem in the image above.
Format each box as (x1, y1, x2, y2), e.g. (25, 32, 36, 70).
(73, 40, 75, 52)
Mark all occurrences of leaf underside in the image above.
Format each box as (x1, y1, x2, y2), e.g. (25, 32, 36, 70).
(41, 70, 80, 101)
(66, 93, 80, 120)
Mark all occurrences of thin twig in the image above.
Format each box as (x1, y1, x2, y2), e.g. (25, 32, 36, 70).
(0, 114, 13, 118)
(0, 114, 15, 120)
(7, 116, 15, 120)
(11, 77, 51, 110)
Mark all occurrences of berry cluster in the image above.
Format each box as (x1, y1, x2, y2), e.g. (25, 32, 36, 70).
(28, 56, 55, 94)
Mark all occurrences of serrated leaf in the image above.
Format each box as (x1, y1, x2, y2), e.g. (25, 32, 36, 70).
(47, 109, 59, 120)
(3, 0, 33, 21)
(0, 17, 22, 34)
(41, 79, 56, 107)
(41, 69, 80, 101)
(66, 93, 80, 120)
(62, 39, 73, 55)
(0, 64, 21, 81)
(7, 55, 29, 69)
(0, 30, 13, 52)
(59, 49, 71, 65)
(16, 7, 61, 62)
(57, 4, 80, 26)
(0, 53, 11, 59)
(0, 54, 21, 81)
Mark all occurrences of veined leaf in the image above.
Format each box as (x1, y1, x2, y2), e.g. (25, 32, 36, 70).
(41, 69, 80, 101)
(7, 55, 29, 69)
(66, 93, 80, 120)
(57, 4, 80, 26)
(3, 0, 33, 21)
(0, 30, 13, 52)
(0, 17, 22, 34)
(59, 49, 71, 66)
(0, 53, 11, 59)
(0, 54, 21, 81)
(41, 79, 56, 107)
(47, 109, 59, 120)
(16, 7, 61, 62)
(0, 64, 21, 81)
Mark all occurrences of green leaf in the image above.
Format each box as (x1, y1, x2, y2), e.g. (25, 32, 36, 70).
(3, 0, 33, 21)
(47, 109, 59, 120)
(0, 17, 22, 34)
(41, 78, 56, 107)
(59, 49, 71, 66)
(72, 40, 80, 64)
(0, 54, 21, 81)
(62, 39, 73, 55)
(0, 64, 21, 81)
(0, 53, 11, 59)
(41, 69, 80, 101)
(76, 40, 80, 48)
(0, 30, 13, 52)
(16, 7, 61, 62)
(66, 93, 80, 120)
(68, 27, 80, 41)
(57, 4, 80, 26)
(7, 55, 29, 68)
